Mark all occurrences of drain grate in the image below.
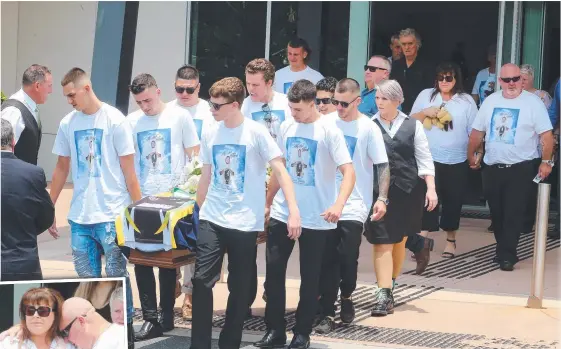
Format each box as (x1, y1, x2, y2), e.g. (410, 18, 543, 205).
(403, 233, 560, 279)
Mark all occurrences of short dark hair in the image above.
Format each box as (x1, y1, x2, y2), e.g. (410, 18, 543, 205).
(245, 58, 275, 83)
(335, 78, 361, 95)
(22, 65, 51, 86)
(287, 79, 316, 103)
(176, 65, 199, 81)
(1, 119, 14, 149)
(61, 67, 88, 87)
(129, 73, 158, 95)
(288, 37, 311, 62)
(316, 77, 338, 94)
(209, 77, 246, 108)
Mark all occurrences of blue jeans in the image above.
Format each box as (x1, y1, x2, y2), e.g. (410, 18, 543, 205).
(69, 220, 134, 322)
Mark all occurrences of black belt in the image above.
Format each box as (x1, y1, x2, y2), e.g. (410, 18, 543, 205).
(489, 159, 537, 169)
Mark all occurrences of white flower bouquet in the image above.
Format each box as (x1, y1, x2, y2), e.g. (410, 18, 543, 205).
(177, 155, 203, 196)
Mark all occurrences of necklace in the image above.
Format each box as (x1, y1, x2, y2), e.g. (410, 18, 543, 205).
(380, 112, 398, 130)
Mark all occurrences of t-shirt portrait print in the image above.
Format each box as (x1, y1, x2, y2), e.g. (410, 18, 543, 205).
(489, 108, 520, 144)
(75, 128, 103, 178)
(286, 137, 317, 186)
(137, 128, 172, 177)
(212, 144, 246, 194)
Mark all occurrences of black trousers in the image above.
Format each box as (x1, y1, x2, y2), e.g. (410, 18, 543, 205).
(134, 265, 177, 322)
(318, 220, 363, 317)
(483, 160, 536, 263)
(265, 218, 328, 336)
(422, 161, 469, 232)
(190, 220, 258, 349)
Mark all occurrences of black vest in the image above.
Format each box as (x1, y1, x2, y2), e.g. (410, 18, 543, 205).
(1, 99, 42, 165)
(374, 117, 420, 194)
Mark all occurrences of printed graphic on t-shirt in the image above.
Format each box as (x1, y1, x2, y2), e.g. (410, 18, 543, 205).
(137, 129, 172, 179)
(284, 82, 293, 94)
(212, 144, 246, 193)
(193, 119, 203, 139)
(251, 110, 286, 140)
(479, 77, 495, 104)
(336, 135, 357, 181)
(286, 137, 317, 186)
(75, 128, 103, 178)
(489, 108, 519, 144)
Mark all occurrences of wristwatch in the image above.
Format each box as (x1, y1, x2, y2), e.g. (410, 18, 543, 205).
(542, 160, 555, 167)
(377, 197, 389, 205)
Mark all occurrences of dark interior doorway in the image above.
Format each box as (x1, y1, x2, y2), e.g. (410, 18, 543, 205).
(369, 1, 500, 207)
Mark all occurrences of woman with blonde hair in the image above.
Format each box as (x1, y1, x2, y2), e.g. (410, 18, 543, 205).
(0, 288, 75, 349)
(73, 280, 122, 323)
(364, 79, 437, 316)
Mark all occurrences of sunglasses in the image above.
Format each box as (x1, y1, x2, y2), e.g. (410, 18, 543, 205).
(23, 305, 53, 317)
(364, 65, 387, 73)
(209, 100, 234, 111)
(59, 317, 79, 339)
(437, 75, 455, 82)
(500, 76, 521, 83)
(315, 98, 332, 105)
(331, 96, 359, 108)
(175, 84, 198, 94)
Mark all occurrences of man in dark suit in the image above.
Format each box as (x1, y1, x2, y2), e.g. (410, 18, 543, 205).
(1, 119, 55, 281)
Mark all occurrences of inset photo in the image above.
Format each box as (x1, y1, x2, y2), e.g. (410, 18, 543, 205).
(0, 277, 127, 349)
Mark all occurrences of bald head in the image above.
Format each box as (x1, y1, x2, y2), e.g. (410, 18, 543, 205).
(61, 297, 94, 324)
(498, 63, 523, 99)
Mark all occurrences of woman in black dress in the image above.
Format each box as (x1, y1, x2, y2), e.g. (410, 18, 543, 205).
(364, 79, 437, 316)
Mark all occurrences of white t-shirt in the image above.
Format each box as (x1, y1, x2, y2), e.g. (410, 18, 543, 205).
(270, 117, 353, 230)
(92, 324, 125, 349)
(472, 68, 497, 106)
(241, 92, 293, 141)
(411, 88, 478, 164)
(471, 90, 553, 165)
(273, 66, 324, 94)
(199, 119, 282, 232)
(0, 337, 75, 349)
(325, 113, 388, 223)
(169, 98, 215, 140)
(127, 104, 200, 196)
(52, 103, 136, 224)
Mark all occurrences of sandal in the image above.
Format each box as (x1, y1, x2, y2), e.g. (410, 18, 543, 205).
(441, 239, 456, 258)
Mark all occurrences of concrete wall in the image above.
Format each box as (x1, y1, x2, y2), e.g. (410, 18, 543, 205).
(1, 2, 98, 180)
(127, 1, 188, 114)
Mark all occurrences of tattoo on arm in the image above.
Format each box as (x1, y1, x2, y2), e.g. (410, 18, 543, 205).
(376, 162, 390, 198)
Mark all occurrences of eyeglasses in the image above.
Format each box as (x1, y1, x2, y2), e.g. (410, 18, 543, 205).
(500, 76, 521, 83)
(331, 96, 359, 108)
(59, 317, 79, 339)
(129, 84, 146, 94)
(209, 100, 234, 111)
(437, 75, 455, 82)
(23, 305, 53, 317)
(315, 98, 332, 105)
(364, 65, 387, 73)
(175, 84, 198, 94)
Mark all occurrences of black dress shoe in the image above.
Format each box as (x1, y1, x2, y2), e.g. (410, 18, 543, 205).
(254, 329, 286, 348)
(158, 310, 175, 332)
(339, 297, 355, 324)
(134, 321, 163, 341)
(499, 261, 514, 271)
(288, 334, 310, 349)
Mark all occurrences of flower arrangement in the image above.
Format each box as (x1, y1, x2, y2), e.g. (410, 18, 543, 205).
(177, 156, 203, 195)
(423, 107, 453, 130)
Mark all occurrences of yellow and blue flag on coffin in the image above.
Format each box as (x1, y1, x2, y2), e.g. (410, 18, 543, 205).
(116, 194, 199, 252)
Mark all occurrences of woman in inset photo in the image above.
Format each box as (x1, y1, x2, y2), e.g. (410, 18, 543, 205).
(0, 287, 75, 349)
(73, 281, 123, 323)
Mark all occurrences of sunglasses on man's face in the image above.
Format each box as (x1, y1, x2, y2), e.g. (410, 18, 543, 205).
(315, 98, 332, 105)
(59, 317, 79, 339)
(331, 96, 359, 108)
(364, 65, 387, 73)
(209, 100, 234, 111)
(500, 76, 521, 83)
(437, 75, 455, 83)
(24, 305, 53, 317)
(175, 85, 198, 94)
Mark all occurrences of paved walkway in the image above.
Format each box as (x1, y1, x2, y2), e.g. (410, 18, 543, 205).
(38, 185, 561, 348)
